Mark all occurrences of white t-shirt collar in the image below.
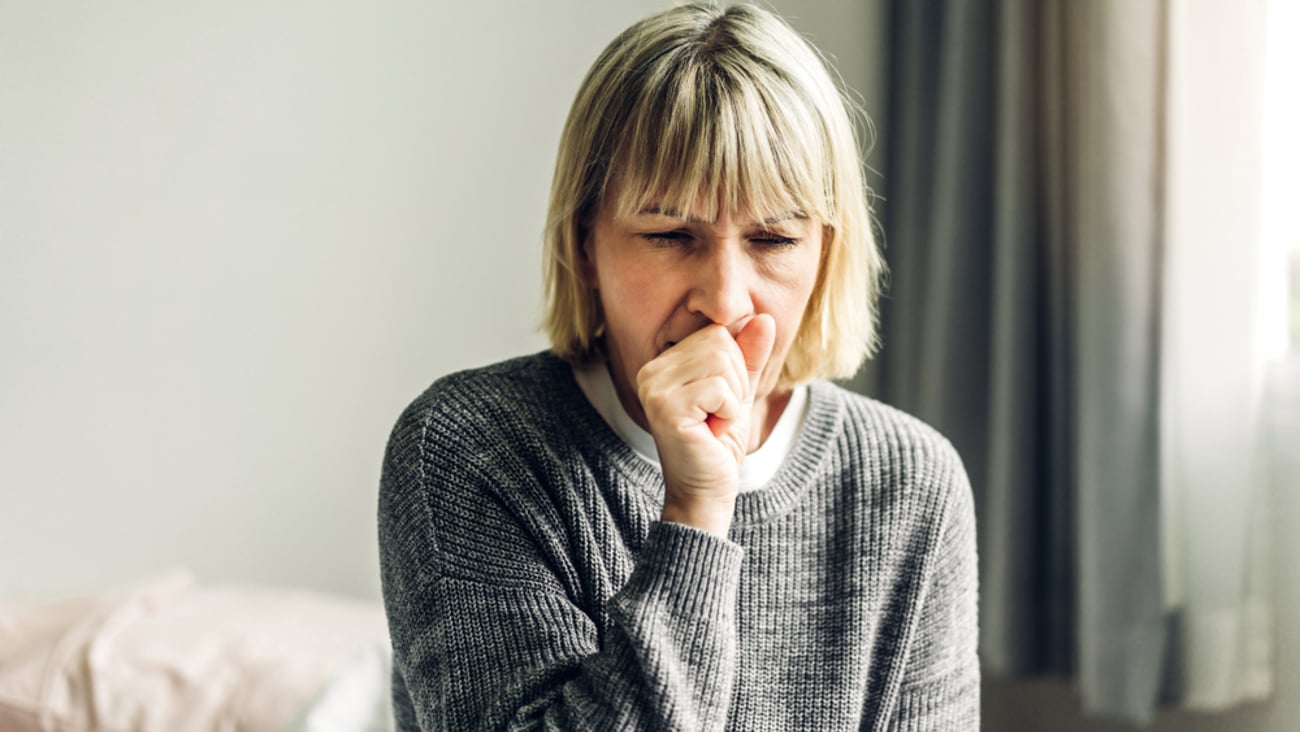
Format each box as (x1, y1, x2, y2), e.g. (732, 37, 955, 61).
(571, 361, 808, 492)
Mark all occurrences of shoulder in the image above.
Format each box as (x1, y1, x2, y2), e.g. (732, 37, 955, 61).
(387, 351, 575, 456)
(814, 382, 965, 475)
(404, 350, 572, 423)
(379, 353, 587, 595)
(810, 382, 972, 526)
(379, 350, 586, 524)
(378, 351, 585, 584)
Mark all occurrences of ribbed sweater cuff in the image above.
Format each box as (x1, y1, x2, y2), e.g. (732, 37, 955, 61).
(623, 521, 744, 620)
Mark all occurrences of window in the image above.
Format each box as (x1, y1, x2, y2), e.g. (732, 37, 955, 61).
(1263, 0, 1300, 356)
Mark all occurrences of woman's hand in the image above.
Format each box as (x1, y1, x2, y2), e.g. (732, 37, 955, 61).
(636, 314, 776, 536)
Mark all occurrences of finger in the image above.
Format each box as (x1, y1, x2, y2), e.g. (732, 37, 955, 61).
(701, 326, 748, 405)
(676, 376, 743, 440)
(734, 313, 776, 397)
(643, 325, 747, 404)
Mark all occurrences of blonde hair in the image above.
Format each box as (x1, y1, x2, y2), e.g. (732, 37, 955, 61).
(542, 2, 884, 383)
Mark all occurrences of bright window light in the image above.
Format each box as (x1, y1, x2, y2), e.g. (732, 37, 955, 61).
(1263, 0, 1300, 355)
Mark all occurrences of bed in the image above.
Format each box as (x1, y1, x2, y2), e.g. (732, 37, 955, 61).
(0, 571, 393, 732)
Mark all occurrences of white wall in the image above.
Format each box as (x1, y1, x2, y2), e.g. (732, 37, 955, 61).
(0, 0, 883, 602)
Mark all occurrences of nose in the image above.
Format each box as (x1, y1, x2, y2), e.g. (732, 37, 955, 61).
(686, 241, 754, 332)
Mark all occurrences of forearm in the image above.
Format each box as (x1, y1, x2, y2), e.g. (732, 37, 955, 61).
(386, 521, 744, 732)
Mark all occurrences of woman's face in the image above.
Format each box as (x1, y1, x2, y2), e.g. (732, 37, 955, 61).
(581, 187, 824, 426)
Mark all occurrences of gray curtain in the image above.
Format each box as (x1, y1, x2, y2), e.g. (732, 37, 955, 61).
(850, 0, 1169, 724)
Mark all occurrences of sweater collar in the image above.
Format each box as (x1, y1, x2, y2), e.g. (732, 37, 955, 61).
(544, 351, 845, 528)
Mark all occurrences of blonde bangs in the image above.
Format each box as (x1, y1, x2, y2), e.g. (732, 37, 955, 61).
(605, 57, 831, 227)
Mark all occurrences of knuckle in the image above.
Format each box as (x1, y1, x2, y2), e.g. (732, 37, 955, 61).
(641, 390, 669, 414)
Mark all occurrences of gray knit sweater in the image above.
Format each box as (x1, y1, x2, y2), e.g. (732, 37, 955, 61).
(378, 352, 978, 731)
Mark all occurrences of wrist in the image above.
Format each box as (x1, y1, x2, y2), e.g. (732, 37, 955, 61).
(660, 495, 736, 537)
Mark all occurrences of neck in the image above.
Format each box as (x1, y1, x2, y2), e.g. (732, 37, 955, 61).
(750, 389, 793, 452)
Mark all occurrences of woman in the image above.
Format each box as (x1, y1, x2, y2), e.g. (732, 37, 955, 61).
(378, 3, 978, 730)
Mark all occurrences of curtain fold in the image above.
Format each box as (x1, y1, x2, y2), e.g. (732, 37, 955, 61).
(868, 0, 1093, 685)
(858, 0, 1277, 724)
(1066, 1, 1167, 722)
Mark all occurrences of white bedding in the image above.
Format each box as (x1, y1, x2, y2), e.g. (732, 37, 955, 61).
(0, 571, 392, 732)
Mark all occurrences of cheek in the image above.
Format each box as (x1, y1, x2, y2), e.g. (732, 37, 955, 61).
(600, 269, 658, 322)
(605, 264, 652, 299)
(772, 254, 820, 317)
(596, 259, 677, 347)
(765, 253, 823, 366)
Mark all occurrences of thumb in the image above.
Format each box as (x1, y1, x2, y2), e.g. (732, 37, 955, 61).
(733, 313, 776, 399)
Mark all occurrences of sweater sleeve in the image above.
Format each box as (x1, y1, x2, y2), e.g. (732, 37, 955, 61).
(378, 398, 744, 732)
(888, 449, 980, 731)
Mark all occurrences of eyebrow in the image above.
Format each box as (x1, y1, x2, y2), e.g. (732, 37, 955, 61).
(634, 206, 808, 226)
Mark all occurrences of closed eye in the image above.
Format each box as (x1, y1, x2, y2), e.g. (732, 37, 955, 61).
(642, 230, 692, 245)
(751, 233, 799, 248)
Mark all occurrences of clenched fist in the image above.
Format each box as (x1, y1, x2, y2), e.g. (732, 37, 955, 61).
(636, 313, 776, 536)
